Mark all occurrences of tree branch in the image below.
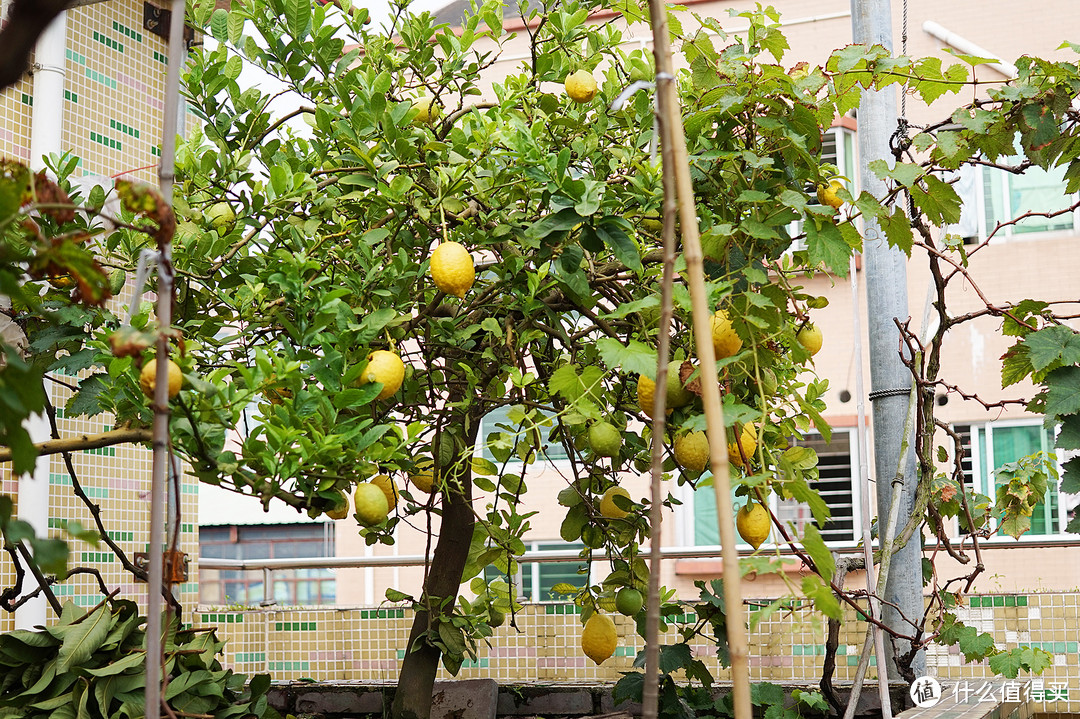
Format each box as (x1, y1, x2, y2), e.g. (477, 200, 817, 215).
(0, 427, 153, 462)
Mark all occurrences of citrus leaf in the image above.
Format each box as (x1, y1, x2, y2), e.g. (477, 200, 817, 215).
(800, 524, 835, 583)
(56, 605, 111, 673)
(595, 337, 656, 378)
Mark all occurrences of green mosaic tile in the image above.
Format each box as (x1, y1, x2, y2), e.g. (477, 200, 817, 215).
(268, 661, 309, 671)
(74, 596, 99, 606)
(92, 31, 123, 53)
(80, 551, 116, 563)
(1005, 596, 1015, 606)
(153, 50, 168, 64)
(85, 68, 117, 90)
(793, 646, 803, 656)
(55, 406, 65, 418)
(397, 650, 406, 659)
(1055, 642, 1067, 653)
(50, 473, 71, 486)
(275, 621, 314, 631)
(1068, 642, 1078, 654)
(108, 530, 134, 542)
(360, 610, 370, 619)
(180, 524, 193, 534)
(235, 652, 265, 663)
(109, 119, 139, 139)
(182, 483, 198, 494)
(993, 596, 1004, 607)
(66, 49, 87, 65)
(63, 89, 77, 103)
(151, 146, 161, 157)
(112, 21, 143, 43)
(54, 584, 73, 595)
(1017, 596, 1028, 606)
(615, 646, 636, 657)
(20, 93, 31, 106)
(846, 655, 859, 666)
(836, 645, 847, 655)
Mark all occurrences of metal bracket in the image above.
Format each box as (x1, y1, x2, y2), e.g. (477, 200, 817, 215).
(134, 550, 190, 583)
(143, 2, 195, 47)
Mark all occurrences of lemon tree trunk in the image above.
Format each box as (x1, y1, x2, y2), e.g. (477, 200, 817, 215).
(390, 422, 477, 719)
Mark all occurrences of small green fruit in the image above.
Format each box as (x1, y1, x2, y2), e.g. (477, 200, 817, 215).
(588, 422, 622, 458)
(666, 366, 693, 408)
(489, 609, 506, 628)
(615, 587, 644, 617)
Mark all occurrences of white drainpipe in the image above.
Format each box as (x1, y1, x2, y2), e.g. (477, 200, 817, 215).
(15, 10, 69, 631)
(922, 21, 1018, 79)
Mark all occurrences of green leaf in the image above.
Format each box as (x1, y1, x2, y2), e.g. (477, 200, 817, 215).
(878, 206, 913, 256)
(595, 219, 642, 273)
(782, 476, 830, 526)
(284, 0, 311, 39)
(804, 219, 850, 276)
(910, 174, 962, 226)
(595, 337, 658, 378)
(867, 159, 924, 187)
(800, 524, 835, 583)
(1044, 367, 1080, 419)
(55, 605, 111, 673)
(801, 574, 841, 620)
(1024, 325, 1080, 372)
(528, 208, 582, 240)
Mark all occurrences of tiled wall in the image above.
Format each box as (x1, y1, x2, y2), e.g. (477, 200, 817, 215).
(199, 593, 1080, 713)
(0, 0, 198, 632)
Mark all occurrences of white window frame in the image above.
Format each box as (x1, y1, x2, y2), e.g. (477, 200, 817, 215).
(951, 418, 1073, 541)
(674, 426, 862, 549)
(787, 124, 857, 254)
(956, 150, 1080, 244)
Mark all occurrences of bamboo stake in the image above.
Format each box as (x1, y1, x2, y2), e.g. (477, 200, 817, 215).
(644, 6, 751, 719)
(146, 2, 185, 718)
(642, 131, 679, 719)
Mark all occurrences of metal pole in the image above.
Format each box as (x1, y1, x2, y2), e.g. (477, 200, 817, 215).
(146, 2, 186, 717)
(850, 0, 925, 679)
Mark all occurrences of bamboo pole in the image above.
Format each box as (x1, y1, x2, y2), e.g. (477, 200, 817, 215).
(644, 6, 751, 719)
(146, 1, 185, 717)
(642, 127, 679, 719)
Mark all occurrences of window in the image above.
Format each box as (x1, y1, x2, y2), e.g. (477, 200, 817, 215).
(478, 405, 569, 463)
(687, 428, 859, 546)
(199, 523, 336, 606)
(953, 420, 1075, 537)
(788, 124, 856, 253)
(952, 145, 1079, 242)
(484, 541, 585, 601)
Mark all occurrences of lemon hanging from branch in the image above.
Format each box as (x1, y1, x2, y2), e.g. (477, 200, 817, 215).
(360, 350, 405, 401)
(736, 502, 771, 549)
(580, 612, 617, 664)
(564, 70, 598, 103)
(430, 241, 475, 299)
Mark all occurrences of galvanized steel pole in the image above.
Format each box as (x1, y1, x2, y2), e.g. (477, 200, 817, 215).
(850, 0, 925, 680)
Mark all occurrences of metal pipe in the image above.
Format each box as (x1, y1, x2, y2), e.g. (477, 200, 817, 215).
(146, 2, 186, 717)
(15, 7, 69, 633)
(922, 21, 1018, 79)
(851, 0, 925, 679)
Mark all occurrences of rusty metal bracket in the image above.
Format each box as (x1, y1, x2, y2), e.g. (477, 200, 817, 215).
(134, 550, 189, 583)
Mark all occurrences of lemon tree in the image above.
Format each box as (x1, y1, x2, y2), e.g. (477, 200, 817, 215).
(5, 0, 1080, 716)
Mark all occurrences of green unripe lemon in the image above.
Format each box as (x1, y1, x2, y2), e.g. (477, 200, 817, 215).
(615, 587, 644, 617)
(589, 422, 622, 458)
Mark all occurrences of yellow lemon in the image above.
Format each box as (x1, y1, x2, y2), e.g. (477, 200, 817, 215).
(325, 489, 350, 520)
(727, 423, 758, 468)
(353, 482, 390, 526)
(737, 502, 771, 549)
(139, 358, 183, 399)
(412, 96, 440, 125)
(360, 350, 405, 401)
(797, 323, 823, 357)
(816, 179, 844, 209)
(564, 70, 598, 103)
(409, 459, 436, 494)
(370, 474, 399, 512)
(599, 486, 632, 519)
(673, 431, 709, 473)
(636, 375, 672, 419)
(430, 241, 475, 299)
(581, 613, 617, 665)
(710, 310, 742, 359)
